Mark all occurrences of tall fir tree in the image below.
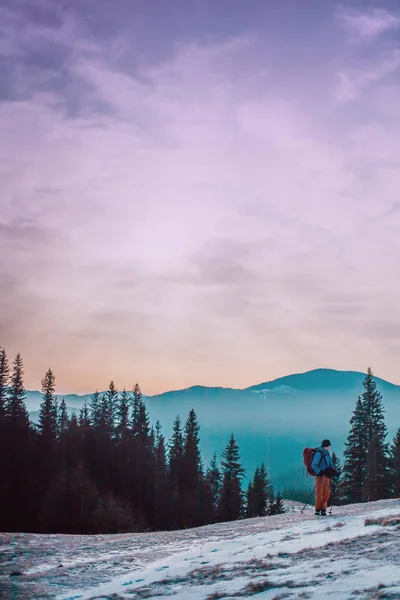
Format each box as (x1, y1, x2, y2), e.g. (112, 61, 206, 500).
(79, 398, 91, 429)
(169, 415, 184, 492)
(132, 383, 142, 427)
(104, 380, 118, 436)
(183, 409, 202, 492)
(154, 421, 169, 529)
(63, 413, 82, 469)
(341, 396, 367, 503)
(37, 369, 59, 510)
(0, 347, 9, 424)
(6, 353, 30, 429)
(360, 368, 390, 501)
(0, 347, 10, 525)
(219, 434, 245, 522)
(4, 354, 32, 530)
(389, 428, 400, 498)
(98, 392, 114, 436)
(58, 399, 69, 437)
(116, 389, 131, 440)
(58, 398, 69, 469)
(38, 369, 58, 441)
(362, 368, 387, 446)
(182, 409, 203, 527)
(132, 396, 155, 528)
(168, 415, 185, 527)
(114, 389, 133, 503)
(93, 387, 117, 495)
(89, 391, 101, 429)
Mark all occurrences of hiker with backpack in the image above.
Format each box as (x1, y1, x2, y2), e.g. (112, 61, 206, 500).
(303, 440, 338, 516)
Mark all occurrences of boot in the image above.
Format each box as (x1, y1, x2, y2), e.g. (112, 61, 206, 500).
(315, 510, 321, 516)
(320, 509, 327, 516)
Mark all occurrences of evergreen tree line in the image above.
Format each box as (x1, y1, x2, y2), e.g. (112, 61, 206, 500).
(333, 368, 400, 505)
(0, 348, 283, 534)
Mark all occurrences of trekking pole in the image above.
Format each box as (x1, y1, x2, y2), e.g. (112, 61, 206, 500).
(301, 484, 316, 514)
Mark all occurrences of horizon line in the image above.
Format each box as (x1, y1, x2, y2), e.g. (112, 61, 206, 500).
(24, 367, 399, 398)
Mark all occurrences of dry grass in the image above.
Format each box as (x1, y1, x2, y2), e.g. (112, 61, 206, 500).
(365, 514, 400, 527)
(190, 564, 228, 582)
(233, 579, 273, 596)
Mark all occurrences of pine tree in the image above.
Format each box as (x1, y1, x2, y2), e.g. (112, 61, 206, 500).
(86, 390, 112, 495)
(132, 395, 155, 528)
(104, 381, 118, 436)
(183, 409, 202, 492)
(79, 398, 91, 429)
(246, 464, 272, 518)
(181, 409, 203, 526)
(98, 392, 113, 436)
(219, 434, 245, 522)
(169, 415, 184, 493)
(362, 368, 387, 447)
(114, 390, 133, 504)
(360, 369, 390, 501)
(246, 479, 255, 518)
(89, 391, 101, 428)
(58, 398, 69, 469)
(168, 415, 184, 528)
(329, 452, 343, 506)
(132, 383, 142, 427)
(389, 428, 400, 498)
(0, 347, 10, 525)
(58, 399, 69, 437)
(37, 369, 59, 507)
(6, 353, 30, 429)
(154, 421, 169, 529)
(116, 389, 131, 440)
(4, 354, 32, 531)
(0, 347, 9, 423)
(269, 492, 285, 515)
(63, 413, 82, 469)
(38, 369, 58, 441)
(341, 396, 367, 503)
(206, 453, 221, 515)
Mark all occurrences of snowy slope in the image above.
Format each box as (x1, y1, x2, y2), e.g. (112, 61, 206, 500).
(1, 499, 400, 600)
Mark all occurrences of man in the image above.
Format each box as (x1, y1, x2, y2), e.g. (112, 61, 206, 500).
(312, 439, 337, 516)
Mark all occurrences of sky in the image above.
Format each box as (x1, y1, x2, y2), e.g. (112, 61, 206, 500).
(1, 0, 400, 395)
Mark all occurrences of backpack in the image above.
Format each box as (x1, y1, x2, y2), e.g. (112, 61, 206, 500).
(303, 447, 327, 477)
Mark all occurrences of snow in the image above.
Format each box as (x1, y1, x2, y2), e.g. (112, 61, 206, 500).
(251, 385, 297, 397)
(1, 499, 400, 600)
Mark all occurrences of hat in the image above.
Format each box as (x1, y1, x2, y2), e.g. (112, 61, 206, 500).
(321, 439, 331, 448)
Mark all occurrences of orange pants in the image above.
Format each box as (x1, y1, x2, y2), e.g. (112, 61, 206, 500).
(315, 476, 330, 511)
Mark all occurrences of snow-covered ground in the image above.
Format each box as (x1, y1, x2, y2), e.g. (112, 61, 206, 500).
(1, 499, 400, 600)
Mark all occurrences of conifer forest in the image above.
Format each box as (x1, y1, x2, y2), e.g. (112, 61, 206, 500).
(0, 347, 398, 534)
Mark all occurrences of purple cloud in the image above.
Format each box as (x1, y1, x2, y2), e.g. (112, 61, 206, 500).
(1, 0, 400, 393)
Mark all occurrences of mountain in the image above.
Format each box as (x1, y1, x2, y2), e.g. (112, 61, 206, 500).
(246, 367, 399, 393)
(3, 498, 400, 599)
(26, 369, 400, 488)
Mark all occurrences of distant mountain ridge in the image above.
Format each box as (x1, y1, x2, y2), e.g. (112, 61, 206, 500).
(25, 368, 400, 410)
(246, 368, 400, 393)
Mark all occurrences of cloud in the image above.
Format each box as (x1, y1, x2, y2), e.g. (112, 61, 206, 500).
(1, 1, 400, 391)
(338, 7, 400, 40)
(335, 50, 400, 103)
